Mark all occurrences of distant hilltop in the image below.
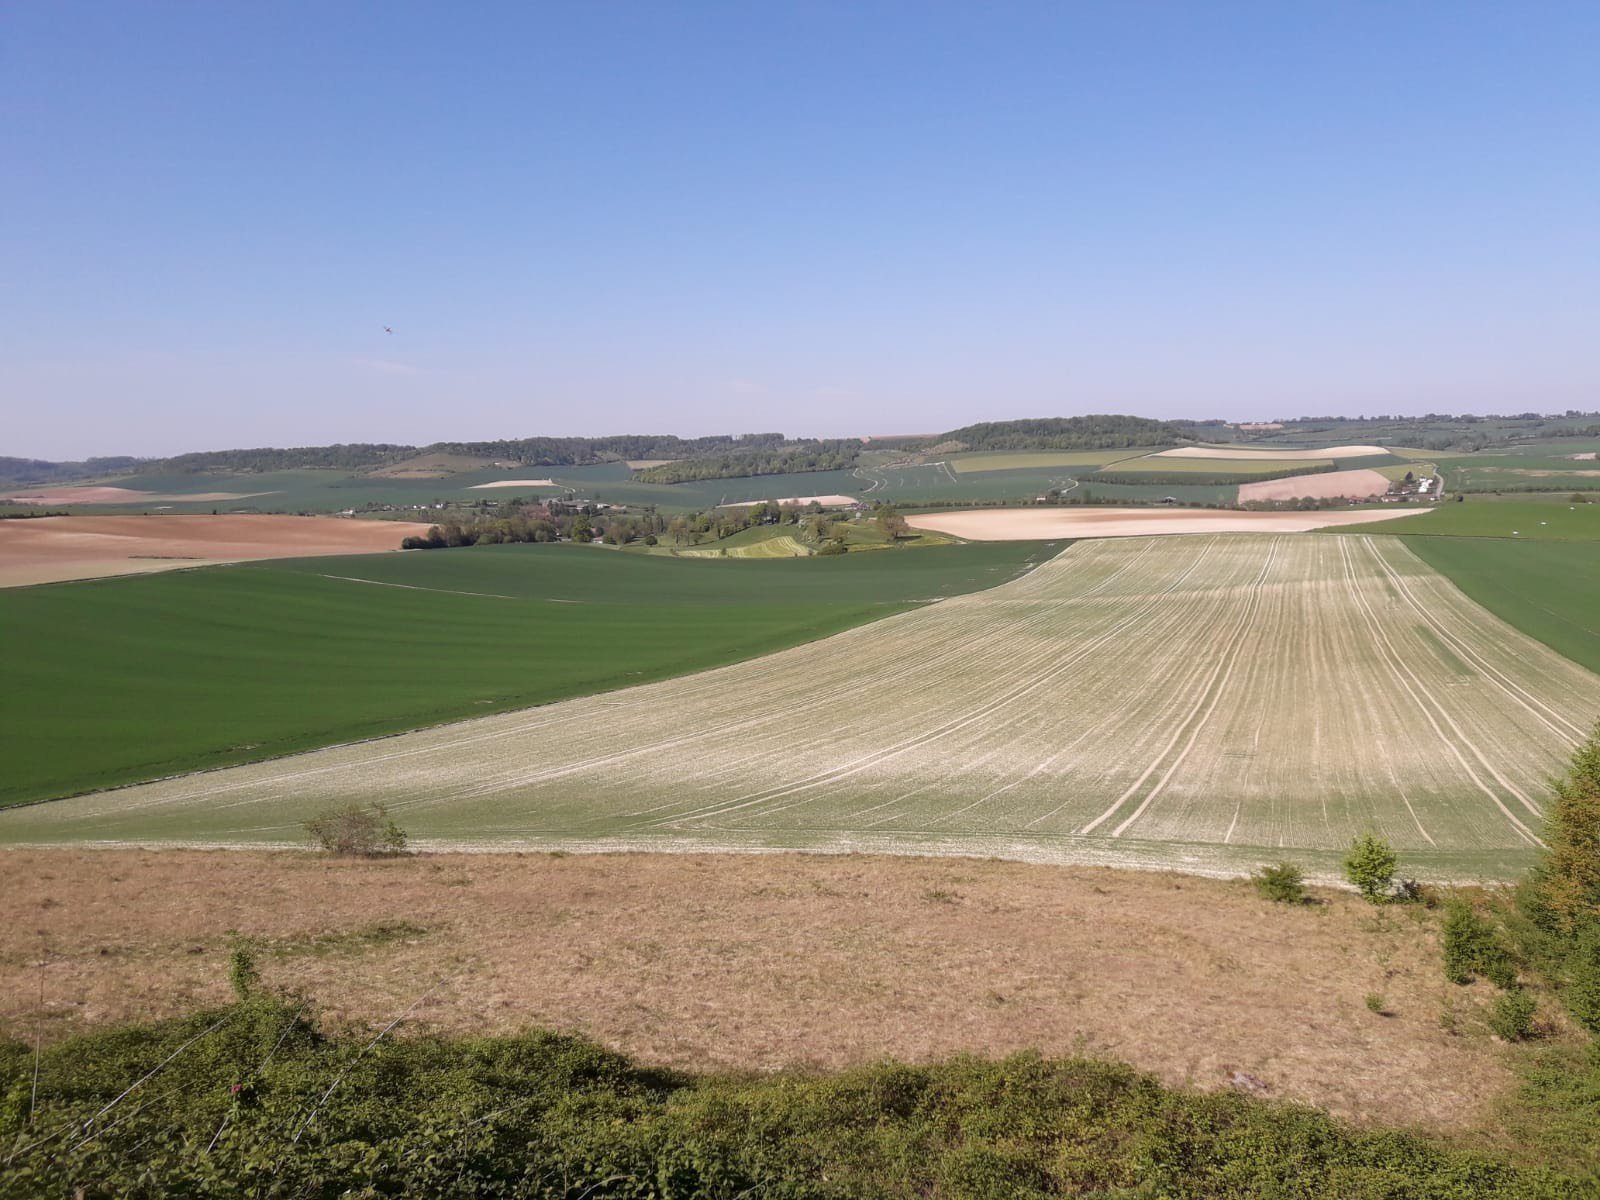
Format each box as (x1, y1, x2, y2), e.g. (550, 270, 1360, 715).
(5, 410, 1599, 489)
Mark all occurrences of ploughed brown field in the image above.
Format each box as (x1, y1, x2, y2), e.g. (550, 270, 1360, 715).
(0, 849, 1532, 1136)
(0, 514, 433, 587)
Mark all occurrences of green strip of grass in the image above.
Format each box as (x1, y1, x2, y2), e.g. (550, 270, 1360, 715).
(0, 541, 1054, 806)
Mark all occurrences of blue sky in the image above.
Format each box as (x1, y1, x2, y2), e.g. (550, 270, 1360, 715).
(4, 2, 1597, 458)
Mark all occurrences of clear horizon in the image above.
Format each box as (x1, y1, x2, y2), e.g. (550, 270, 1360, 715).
(5, 2, 1597, 460)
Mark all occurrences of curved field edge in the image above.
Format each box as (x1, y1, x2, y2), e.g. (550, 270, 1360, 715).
(1400, 536, 1600, 675)
(9, 533, 1598, 882)
(0, 540, 1057, 807)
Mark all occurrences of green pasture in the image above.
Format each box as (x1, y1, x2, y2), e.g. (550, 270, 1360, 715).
(1100, 453, 1334, 476)
(1405, 537, 1600, 677)
(946, 449, 1156, 473)
(0, 541, 1053, 807)
(1379, 499, 1600, 541)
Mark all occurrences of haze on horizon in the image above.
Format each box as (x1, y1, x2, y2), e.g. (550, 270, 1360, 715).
(4, 2, 1597, 461)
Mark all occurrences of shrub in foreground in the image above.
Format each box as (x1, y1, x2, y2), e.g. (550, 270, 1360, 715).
(1443, 896, 1518, 988)
(1490, 990, 1540, 1042)
(0, 997, 1581, 1199)
(302, 801, 407, 856)
(1252, 861, 1308, 904)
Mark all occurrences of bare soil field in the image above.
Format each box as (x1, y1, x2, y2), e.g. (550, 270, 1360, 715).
(0, 849, 1521, 1133)
(905, 507, 1424, 540)
(1157, 445, 1390, 460)
(2, 485, 273, 505)
(466, 478, 558, 489)
(0, 514, 433, 587)
(1238, 468, 1393, 503)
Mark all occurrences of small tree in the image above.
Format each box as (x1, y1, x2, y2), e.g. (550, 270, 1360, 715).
(1530, 722, 1600, 936)
(1344, 833, 1398, 903)
(304, 802, 408, 857)
(1252, 862, 1307, 904)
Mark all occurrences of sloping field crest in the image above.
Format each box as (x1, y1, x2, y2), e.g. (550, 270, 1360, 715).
(8, 535, 1598, 879)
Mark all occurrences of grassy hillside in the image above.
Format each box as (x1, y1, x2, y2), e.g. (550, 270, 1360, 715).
(0, 541, 1053, 806)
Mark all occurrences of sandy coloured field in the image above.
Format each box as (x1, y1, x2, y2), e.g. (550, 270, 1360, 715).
(0, 514, 434, 587)
(905, 506, 1424, 540)
(1157, 445, 1388, 460)
(720, 494, 858, 507)
(465, 478, 558, 489)
(3, 485, 274, 505)
(1237, 468, 1393, 503)
(0, 849, 1523, 1133)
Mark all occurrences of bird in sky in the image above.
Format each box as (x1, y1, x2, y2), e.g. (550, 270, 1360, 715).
(383, 325, 393, 334)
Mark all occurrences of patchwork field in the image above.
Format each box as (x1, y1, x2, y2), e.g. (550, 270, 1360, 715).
(9, 534, 1596, 880)
(0, 540, 1051, 805)
(0, 514, 430, 587)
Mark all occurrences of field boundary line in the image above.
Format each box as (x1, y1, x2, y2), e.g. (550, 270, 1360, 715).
(1336, 538, 1542, 845)
(1362, 539, 1588, 743)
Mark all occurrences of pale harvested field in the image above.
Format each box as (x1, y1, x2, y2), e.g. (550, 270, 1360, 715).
(8, 534, 1597, 880)
(0, 514, 433, 587)
(0, 849, 1522, 1132)
(465, 478, 558, 489)
(720, 494, 858, 507)
(904, 506, 1425, 540)
(2, 485, 273, 504)
(1157, 445, 1389, 460)
(1238, 468, 1393, 503)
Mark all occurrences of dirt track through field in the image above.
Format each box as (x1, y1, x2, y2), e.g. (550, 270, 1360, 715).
(0, 850, 1521, 1134)
(8, 534, 1597, 878)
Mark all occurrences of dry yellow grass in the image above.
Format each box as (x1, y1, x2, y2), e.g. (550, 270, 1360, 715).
(0, 849, 1524, 1133)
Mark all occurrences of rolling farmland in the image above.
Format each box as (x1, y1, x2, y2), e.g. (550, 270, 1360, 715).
(8, 534, 1596, 879)
(0, 541, 1052, 805)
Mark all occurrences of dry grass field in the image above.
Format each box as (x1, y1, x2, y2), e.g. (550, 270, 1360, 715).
(1237, 467, 1393, 502)
(905, 507, 1425, 539)
(0, 849, 1525, 1134)
(1156, 445, 1390, 460)
(7, 534, 1596, 881)
(0, 514, 432, 587)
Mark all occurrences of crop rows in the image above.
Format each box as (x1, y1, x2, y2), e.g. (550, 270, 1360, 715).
(7, 535, 1597, 878)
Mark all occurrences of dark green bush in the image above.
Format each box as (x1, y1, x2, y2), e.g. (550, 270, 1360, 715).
(1491, 990, 1540, 1042)
(1442, 897, 1518, 988)
(1252, 861, 1308, 904)
(1565, 926, 1600, 1035)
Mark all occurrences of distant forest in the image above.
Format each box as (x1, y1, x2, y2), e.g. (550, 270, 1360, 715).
(931, 415, 1190, 452)
(633, 440, 864, 483)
